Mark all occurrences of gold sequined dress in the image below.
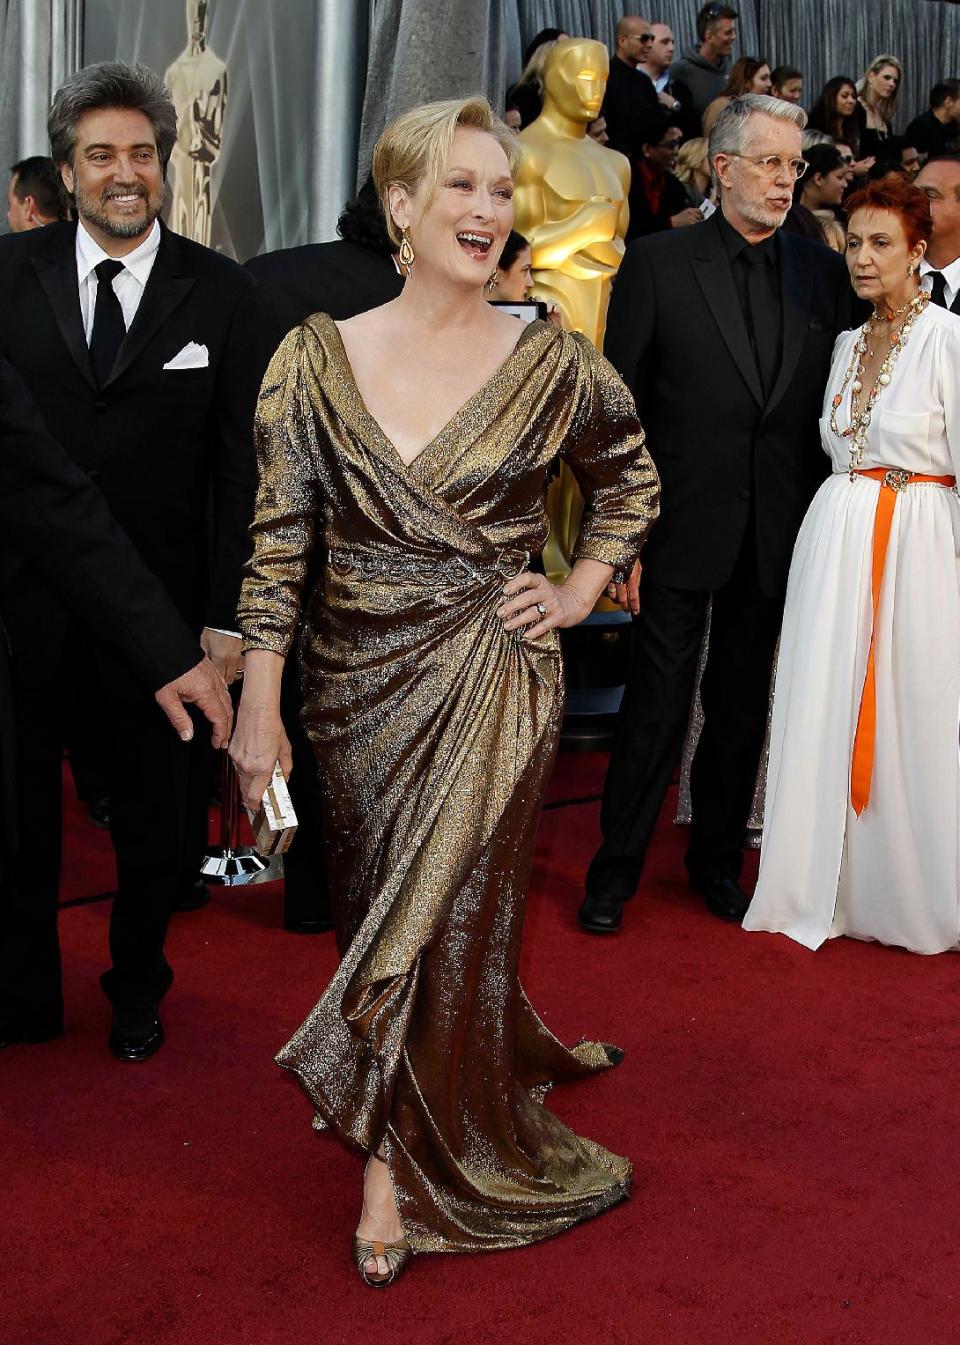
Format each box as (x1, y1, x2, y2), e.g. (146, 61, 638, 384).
(237, 314, 659, 1254)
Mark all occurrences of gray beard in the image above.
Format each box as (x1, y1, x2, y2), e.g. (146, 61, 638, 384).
(743, 201, 791, 230)
(74, 186, 163, 240)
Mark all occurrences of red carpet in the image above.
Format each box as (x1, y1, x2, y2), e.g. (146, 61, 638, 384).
(4, 754, 959, 1345)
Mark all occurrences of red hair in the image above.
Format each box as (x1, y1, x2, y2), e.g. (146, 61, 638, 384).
(845, 173, 933, 250)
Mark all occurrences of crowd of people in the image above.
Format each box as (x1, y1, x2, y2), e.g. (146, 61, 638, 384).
(2, 1, 960, 1294)
(506, 8, 960, 251)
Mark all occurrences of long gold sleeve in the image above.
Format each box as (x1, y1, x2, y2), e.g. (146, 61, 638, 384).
(237, 326, 322, 657)
(562, 332, 660, 576)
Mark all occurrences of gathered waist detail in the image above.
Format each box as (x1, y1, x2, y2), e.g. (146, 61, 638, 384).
(849, 467, 956, 817)
(326, 545, 531, 584)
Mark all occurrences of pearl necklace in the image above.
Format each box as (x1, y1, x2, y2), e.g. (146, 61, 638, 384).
(829, 289, 930, 478)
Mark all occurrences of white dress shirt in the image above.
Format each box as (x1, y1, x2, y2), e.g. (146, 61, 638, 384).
(920, 255, 960, 313)
(76, 217, 161, 343)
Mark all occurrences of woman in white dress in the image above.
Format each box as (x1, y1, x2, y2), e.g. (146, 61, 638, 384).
(744, 174, 960, 954)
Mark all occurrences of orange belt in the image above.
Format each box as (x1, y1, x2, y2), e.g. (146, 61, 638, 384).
(849, 467, 957, 815)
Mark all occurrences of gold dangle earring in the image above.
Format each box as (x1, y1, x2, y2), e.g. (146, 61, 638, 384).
(398, 227, 415, 275)
(486, 267, 500, 294)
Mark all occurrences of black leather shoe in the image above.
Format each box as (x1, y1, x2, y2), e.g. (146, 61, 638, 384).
(283, 915, 334, 934)
(690, 875, 751, 922)
(108, 1006, 164, 1062)
(577, 892, 624, 934)
(0, 1018, 64, 1050)
(172, 877, 210, 913)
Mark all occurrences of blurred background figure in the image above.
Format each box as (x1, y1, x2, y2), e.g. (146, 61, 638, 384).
(504, 27, 565, 130)
(627, 108, 701, 238)
(771, 65, 803, 105)
(6, 157, 65, 231)
(587, 114, 610, 145)
(669, 3, 739, 131)
(808, 76, 875, 176)
(796, 143, 848, 214)
(675, 135, 713, 208)
(917, 153, 960, 315)
(857, 54, 903, 159)
(600, 14, 659, 159)
(639, 23, 682, 113)
(702, 56, 772, 135)
(487, 229, 532, 302)
(904, 80, 960, 160)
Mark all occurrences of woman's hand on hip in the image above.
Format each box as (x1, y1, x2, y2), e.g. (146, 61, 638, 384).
(497, 570, 594, 640)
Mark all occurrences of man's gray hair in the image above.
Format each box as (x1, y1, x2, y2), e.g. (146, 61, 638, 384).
(48, 62, 177, 173)
(708, 93, 807, 163)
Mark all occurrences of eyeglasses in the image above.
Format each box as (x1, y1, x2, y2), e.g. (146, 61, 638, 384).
(725, 152, 808, 180)
(627, 31, 655, 41)
(838, 154, 854, 165)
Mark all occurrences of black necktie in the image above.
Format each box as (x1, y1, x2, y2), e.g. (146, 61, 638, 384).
(741, 245, 779, 402)
(89, 259, 126, 386)
(928, 271, 948, 309)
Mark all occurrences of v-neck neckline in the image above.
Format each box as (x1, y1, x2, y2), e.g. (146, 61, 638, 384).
(321, 312, 542, 476)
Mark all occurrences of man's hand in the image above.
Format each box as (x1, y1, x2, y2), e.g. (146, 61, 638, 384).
(155, 656, 233, 748)
(606, 559, 641, 616)
(200, 627, 244, 684)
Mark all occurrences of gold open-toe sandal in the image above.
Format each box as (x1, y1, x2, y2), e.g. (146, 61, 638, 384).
(351, 1234, 413, 1288)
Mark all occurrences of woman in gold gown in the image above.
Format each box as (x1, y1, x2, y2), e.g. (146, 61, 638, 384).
(231, 96, 659, 1285)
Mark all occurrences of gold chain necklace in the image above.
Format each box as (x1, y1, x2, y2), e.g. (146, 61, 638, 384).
(829, 290, 930, 478)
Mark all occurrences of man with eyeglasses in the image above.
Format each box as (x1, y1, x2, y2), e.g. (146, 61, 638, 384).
(580, 94, 859, 935)
(670, 3, 738, 127)
(600, 14, 660, 160)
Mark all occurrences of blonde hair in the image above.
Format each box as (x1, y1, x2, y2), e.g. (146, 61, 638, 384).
(676, 136, 709, 185)
(372, 96, 521, 246)
(814, 212, 846, 253)
(858, 54, 903, 120)
(515, 40, 557, 95)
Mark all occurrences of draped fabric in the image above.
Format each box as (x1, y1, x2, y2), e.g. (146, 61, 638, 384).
(357, 0, 524, 185)
(0, 0, 83, 228)
(80, 0, 353, 257)
(237, 315, 660, 1252)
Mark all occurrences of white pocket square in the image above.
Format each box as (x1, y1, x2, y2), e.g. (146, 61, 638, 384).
(163, 342, 209, 371)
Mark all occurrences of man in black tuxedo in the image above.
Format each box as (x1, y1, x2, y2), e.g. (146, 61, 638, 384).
(580, 94, 858, 934)
(245, 177, 402, 935)
(0, 354, 233, 1045)
(0, 63, 267, 1058)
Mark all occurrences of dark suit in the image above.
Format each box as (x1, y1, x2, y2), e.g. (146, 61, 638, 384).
(0, 219, 267, 1022)
(245, 238, 403, 340)
(245, 237, 402, 928)
(587, 209, 857, 904)
(601, 57, 660, 160)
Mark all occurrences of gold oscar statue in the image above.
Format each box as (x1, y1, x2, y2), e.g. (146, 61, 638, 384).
(164, 0, 228, 247)
(514, 38, 630, 582)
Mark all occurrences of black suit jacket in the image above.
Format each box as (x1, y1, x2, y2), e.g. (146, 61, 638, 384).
(0, 220, 269, 668)
(0, 355, 202, 862)
(245, 238, 403, 348)
(605, 209, 858, 596)
(601, 57, 659, 160)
